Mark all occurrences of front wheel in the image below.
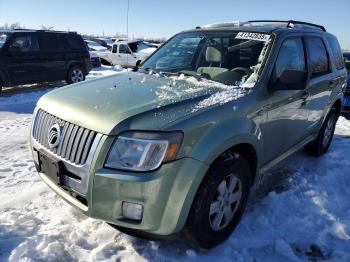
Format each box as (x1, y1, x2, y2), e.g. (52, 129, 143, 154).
(305, 109, 338, 156)
(66, 65, 85, 84)
(185, 154, 251, 248)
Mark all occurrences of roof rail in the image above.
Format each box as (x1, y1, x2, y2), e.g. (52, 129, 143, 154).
(13, 28, 77, 34)
(247, 20, 326, 32)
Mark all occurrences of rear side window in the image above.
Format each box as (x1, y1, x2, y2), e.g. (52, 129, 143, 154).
(274, 38, 306, 79)
(327, 37, 345, 70)
(65, 34, 86, 51)
(9, 35, 40, 52)
(306, 37, 329, 77)
(39, 33, 65, 52)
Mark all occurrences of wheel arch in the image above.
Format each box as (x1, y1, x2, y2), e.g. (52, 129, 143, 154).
(331, 98, 342, 116)
(66, 61, 86, 75)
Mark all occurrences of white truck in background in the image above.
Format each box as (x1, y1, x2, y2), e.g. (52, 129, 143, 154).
(98, 40, 157, 67)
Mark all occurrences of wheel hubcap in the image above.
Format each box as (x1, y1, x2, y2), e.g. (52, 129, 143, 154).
(209, 174, 242, 231)
(71, 69, 84, 83)
(322, 116, 334, 147)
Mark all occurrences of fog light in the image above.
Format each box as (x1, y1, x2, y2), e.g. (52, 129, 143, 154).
(122, 202, 143, 221)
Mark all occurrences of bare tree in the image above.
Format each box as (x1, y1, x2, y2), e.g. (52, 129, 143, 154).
(0, 22, 24, 30)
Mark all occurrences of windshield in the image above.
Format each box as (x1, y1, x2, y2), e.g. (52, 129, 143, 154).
(88, 41, 102, 47)
(140, 31, 271, 86)
(128, 41, 154, 53)
(0, 33, 10, 48)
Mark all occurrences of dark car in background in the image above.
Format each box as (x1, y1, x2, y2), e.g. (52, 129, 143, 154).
(343, 52, 350, 115)
(0, 29, 92, 95)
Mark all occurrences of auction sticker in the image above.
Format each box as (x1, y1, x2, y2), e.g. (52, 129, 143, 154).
(236, 32, 270, 42)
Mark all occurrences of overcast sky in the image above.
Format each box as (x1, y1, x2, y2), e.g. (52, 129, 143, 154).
(0, 0, 349, 49)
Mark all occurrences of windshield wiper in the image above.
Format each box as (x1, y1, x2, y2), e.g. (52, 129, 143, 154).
(138, 67, 158, 75)
(159, 71, 205, 81)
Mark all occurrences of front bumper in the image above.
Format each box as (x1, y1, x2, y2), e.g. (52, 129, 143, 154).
(31, 133, 209, 235)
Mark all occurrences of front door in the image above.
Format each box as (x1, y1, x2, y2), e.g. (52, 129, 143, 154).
(5, 33, 42, 85)
(263, 37, 310, 163)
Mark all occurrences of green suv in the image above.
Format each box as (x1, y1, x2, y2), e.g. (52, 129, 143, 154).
(30, 20, 347, 248)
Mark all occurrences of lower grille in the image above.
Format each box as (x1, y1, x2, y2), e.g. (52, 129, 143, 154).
(33, 109, 97, 165)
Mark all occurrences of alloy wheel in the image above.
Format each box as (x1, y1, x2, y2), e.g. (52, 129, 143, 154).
(209, 174, 242, 231)
(71, 69, 84, 83)
(322, 115, 335, 147)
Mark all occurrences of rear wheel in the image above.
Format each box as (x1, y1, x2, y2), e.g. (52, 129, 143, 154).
(66, 65, 85, 84)
(305, 109, 338, 156)
(185, 153, 251, 248)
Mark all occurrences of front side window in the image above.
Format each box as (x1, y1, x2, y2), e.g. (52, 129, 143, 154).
(306, 37, 329, 77)
(141, 31, 271, 86)
(9, 35, 40, 52)
(327, 37, 344, 70)
(274, 38, 306, 79)
(119, 44, 129, 54)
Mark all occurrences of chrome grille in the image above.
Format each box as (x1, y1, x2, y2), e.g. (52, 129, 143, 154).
(33, 109, 97, 165)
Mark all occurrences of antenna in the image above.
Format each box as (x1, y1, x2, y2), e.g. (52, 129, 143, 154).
(126, 0, 131, 80)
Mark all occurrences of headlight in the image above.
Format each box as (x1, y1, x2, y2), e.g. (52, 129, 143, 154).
(105, 131, 183, 172)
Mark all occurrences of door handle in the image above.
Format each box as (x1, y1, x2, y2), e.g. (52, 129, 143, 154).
(301, 90, 310, 106)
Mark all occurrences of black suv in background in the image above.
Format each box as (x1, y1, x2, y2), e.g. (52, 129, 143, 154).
(342, 51, 350, 115)
(0, 30, 92, 95)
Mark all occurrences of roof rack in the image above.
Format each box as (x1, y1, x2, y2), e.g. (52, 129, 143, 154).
(200, 21, 250, 29)
(247, 20, 326, 32)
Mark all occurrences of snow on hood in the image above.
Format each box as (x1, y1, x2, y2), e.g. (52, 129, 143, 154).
(138, 47, 157, 54)
(89, 51, 99, 58)
(37, 71, 250, 134)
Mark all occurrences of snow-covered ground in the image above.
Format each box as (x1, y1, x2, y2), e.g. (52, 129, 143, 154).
(0, 67, 349, 261)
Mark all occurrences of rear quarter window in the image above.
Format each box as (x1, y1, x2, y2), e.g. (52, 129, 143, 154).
(306, 37, 330, 77)
(64, 34, 87, 52)
(327, 37, 345, 70)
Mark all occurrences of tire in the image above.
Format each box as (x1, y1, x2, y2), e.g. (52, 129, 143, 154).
(185, 153, 251, 248)
(66, 65, 85, 84)
(305, 109, 338, 156)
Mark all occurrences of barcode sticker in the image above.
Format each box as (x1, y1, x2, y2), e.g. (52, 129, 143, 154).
(235, 32, 270, 42)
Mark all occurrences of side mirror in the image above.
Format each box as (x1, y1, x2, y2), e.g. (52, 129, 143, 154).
(271, 69, 307, 90)
(132, 60, 142, 71)
(9, 45, 21, 53)
(135, 60, 142, 67)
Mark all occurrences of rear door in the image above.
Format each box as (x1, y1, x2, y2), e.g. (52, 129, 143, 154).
(5, 33, 41, 84)
(303, 36, 334, 132)
(38, 33, 66, 81)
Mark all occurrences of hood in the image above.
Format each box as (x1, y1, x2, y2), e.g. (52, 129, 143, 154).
(89, 51, 99, 58)
(37, 71, 248, 135)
